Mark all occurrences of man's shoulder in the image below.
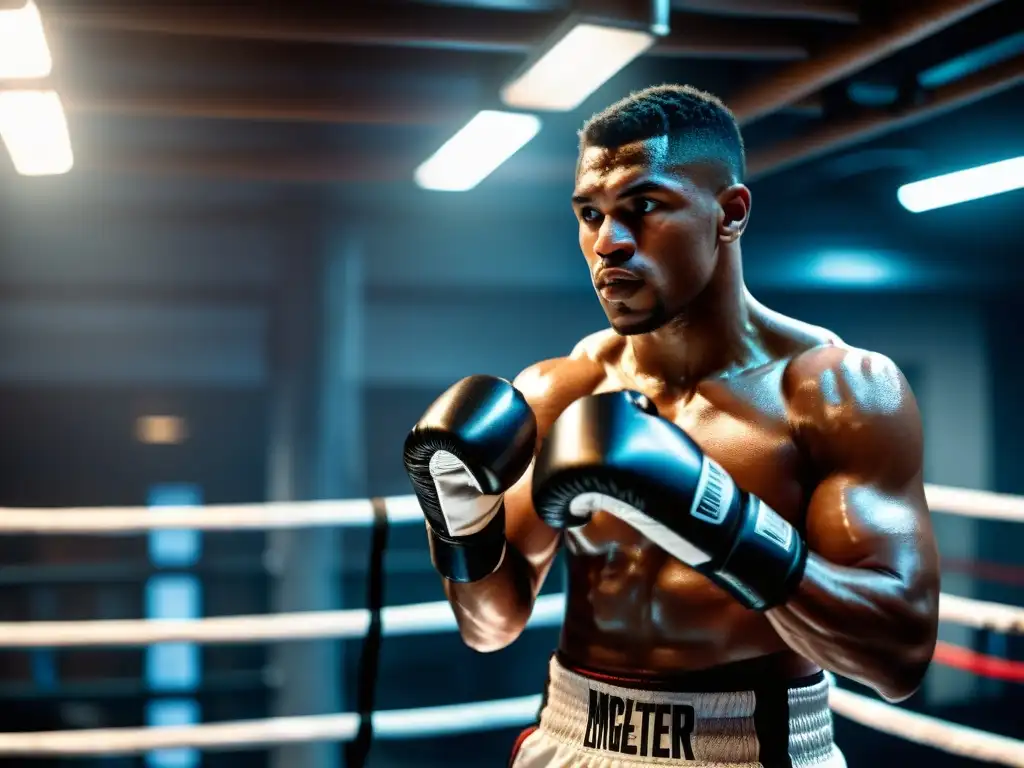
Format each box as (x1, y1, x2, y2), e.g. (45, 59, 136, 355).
(782, 343, 922, 473)
(568, 328, 623, 363)
(784, 343, 907, 411)
(513, 331, 613, 426)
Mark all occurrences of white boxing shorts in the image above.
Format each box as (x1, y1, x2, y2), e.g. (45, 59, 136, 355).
(509, 654, 846, 768)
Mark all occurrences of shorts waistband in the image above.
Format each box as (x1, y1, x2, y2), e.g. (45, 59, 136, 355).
(536, 654, 837, 766)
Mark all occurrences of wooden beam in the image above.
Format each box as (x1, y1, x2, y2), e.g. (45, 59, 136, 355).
(46, 5, 810, 60)
(729, 0, 1005, 124)
(747, 52, 1024, 180)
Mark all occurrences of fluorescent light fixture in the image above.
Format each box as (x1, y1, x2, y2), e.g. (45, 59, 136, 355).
(501, 23, 656, 112)
(807, 251, 896, 286)
(897, 156, 1024, 213)
(0, 1, 52, 79)
(0, 89, 74, 176)
(414, 110, 541, 192)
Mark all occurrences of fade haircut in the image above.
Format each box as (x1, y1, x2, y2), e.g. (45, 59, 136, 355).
(578, 84, 746, 183)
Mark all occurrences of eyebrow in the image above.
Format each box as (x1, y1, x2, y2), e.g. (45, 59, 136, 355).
(571, 179, 671, 205)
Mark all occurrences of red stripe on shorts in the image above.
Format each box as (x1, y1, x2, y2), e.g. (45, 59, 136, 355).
(508, 726, 538, 767)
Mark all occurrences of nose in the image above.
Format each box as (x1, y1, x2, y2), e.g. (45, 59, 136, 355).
(594, 217, 635, 264)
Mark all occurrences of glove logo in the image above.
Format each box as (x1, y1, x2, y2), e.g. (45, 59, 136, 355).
(753, 499, 794, 551)
(689, 458, 733, 526)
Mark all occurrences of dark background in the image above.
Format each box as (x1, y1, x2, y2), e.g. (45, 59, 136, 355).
(0, 0, 1022, 766)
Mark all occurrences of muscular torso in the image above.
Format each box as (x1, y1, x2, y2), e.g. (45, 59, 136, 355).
(542, 322, 834, 682)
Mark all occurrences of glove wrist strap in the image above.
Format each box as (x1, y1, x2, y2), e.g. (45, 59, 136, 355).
(428, 502, 507, 583)
(709, 495, 807, 611)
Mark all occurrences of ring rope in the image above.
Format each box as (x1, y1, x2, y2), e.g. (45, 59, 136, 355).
(827, 685, 1024, 766)
(0, 594, 565, 648)
(0, 486, 1015, 759)
(0, 483, 1017, 534)
(932, 642, 1024, 684)
(0, 685, 1017, 763)
(0, 694, 543, 755)
(939, 593, 1024, 635)
(0, 592, 1014, 648)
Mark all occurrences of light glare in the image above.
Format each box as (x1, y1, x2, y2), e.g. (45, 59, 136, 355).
(0, 1, 52, 79)
(897, 156, 1024, 213)
(414, 110, 541, 192)
(501, 23, 654, 112)
(0, 90, 74, 176)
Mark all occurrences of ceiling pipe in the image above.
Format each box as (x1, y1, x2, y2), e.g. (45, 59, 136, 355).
(729, 0, 1005, 125)
(746, 52, 1024, 180)
(672, 0, 859, 23)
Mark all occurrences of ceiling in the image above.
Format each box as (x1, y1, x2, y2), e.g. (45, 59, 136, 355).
(0, 0, 1022, 321)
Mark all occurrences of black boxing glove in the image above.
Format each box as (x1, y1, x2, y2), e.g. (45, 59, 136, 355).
(403, 375, 537, 583)
(531, 390, 807, 611)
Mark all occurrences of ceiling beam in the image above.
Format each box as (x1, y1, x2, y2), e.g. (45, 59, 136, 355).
(747, 52, 1024, 180)
(45, 6, 809, 60)
(672, 0, 860, 23)
(728, 0, 1005, 125)
(71, 149, 413, 183)
(62, 91, 464, 125)
(392, 0, 860, 22)
(55, 89, 824, 123)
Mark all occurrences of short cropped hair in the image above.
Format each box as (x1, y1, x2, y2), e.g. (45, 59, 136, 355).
(578, 84, 746, 182)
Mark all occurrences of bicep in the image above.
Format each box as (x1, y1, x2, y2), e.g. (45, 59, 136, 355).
(504, 460, 561, 584)
(792, 345, 938, 581)
(501, 359, 576, 592)
(805, 473, 936, 581)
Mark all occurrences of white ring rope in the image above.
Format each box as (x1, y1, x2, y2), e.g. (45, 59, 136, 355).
(828, 686, 1024, 767)
(0, 695, 545, 755)
(0, 684, 1017, 763)
(0, 594, 567, 648)
(939, 593, 1024, 635)
(0, 482, 1017, 534)
(0, 485, 1015, 759)
(0, 592, 1014, 648)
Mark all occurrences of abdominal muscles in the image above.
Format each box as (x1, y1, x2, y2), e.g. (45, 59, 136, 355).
(560, 513, 788, 675)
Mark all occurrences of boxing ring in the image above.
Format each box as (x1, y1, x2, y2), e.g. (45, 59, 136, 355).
(0, 484, 1021, 764)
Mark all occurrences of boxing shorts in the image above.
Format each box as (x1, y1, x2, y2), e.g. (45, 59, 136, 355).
(509, 654, 846, 768)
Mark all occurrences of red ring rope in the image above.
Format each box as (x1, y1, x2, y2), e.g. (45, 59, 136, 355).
(942, 557, 1024, 587)
(933, 641, 1024, 683)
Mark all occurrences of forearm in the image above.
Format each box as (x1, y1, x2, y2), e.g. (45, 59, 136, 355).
(443, 542, 539, 652)
(766, 554, 938, 701)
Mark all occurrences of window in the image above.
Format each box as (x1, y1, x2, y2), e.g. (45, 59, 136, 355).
(145, 484, 203, 768)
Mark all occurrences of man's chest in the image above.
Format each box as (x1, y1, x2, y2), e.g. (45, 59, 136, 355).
(587, 365, 809, 524)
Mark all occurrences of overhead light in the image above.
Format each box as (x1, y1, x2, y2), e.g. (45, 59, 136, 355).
(806, 251, 899, 287)
(136, 415, 188, 445)
(0, 1, 52, 79)
(414, 110, 541, 192)
(500, 2, 670, 112)
(897, 155, 1024, 213)
(0, 90, 74, 176)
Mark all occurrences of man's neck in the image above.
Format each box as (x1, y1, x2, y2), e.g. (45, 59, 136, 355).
(624, 254, 764, 394)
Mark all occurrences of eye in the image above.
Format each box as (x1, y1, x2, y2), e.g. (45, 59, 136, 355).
(632, 197, 659, 215)
(579, 206, 602, 223)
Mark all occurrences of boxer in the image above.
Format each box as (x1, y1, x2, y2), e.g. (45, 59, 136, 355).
(404, 84, 940, 767)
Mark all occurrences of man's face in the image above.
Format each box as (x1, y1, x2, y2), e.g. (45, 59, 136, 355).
(572, 136, 722, 336)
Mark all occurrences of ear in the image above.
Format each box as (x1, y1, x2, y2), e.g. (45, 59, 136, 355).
(717, 184, 751, 243)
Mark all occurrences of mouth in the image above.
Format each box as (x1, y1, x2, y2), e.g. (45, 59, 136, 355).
(597, 270, 645, 301)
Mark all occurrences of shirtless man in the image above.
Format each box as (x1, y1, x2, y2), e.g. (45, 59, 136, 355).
(403, 85, 940, 767)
